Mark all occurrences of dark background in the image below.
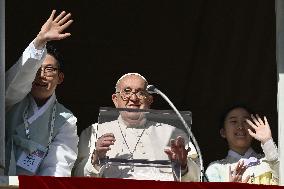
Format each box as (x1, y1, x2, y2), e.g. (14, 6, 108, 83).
(6, 0, 277, 169)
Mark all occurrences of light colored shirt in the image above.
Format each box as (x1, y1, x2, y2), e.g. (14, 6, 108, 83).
(73, 116, 200, 181)
(5, 41, 79, 176)
(206, 139, 279, 185)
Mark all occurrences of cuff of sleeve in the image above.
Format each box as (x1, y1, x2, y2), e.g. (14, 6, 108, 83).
(29, 40, 46, 60)
(181, 158, 200, 182)
(261, 138, 278, 161)
(85, 153, 101, 176)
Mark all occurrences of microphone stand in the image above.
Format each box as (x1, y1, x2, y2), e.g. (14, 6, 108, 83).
(148, 86, 207, 182)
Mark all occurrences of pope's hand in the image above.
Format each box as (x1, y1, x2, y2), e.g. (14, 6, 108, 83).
(91, 133, 115, 165)
(164, 136, 189, 169)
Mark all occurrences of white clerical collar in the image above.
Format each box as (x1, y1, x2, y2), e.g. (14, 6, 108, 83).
(227, 147, 255, 160)
(28, 93, 56, 124)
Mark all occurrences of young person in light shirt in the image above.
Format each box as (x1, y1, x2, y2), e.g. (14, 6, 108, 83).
(206, 105, 279, 185)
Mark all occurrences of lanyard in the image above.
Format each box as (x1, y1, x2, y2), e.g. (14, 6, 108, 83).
(22, 101, 57, 147)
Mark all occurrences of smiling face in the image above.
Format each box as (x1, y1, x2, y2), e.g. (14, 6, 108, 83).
(31, 54, 64, 106)
(220, 107, 253, 155)
(112, 74, 153, 125)
(112, 74, 152, 109)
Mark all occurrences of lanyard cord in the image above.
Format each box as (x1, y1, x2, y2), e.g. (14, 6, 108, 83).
(22, 101, 57, 148)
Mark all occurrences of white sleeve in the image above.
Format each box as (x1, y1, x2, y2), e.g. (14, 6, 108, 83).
(5, 41, 46, 110)
(181, 157, 201, 182)
(261, 138, 279, 180)
(171, 128, 200, 181)
(261, 138, 278, 162)
(73, 124, 101, 177)
(38, 115, 79, 176)
(205, 162, 223, 182)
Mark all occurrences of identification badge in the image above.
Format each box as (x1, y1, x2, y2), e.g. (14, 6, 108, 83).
(16, 148, 47, 174)
(241, 157, 260, 167)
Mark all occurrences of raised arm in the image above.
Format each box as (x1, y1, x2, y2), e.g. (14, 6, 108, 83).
(5, 10, 73, 110)
(246, 114, 279, 183)
(246, 114, 278, 162)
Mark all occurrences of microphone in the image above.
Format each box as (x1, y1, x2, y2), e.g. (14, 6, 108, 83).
(146, 84, 207, 182)
(146, 85, 157, 94)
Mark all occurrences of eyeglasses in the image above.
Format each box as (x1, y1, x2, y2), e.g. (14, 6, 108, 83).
(38, 66, 58, 76)
(116, 88, 149, 101)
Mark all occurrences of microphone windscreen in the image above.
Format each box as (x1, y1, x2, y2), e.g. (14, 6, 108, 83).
(146, 85, 156, 94)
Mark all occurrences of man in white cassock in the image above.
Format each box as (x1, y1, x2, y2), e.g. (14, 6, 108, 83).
(73, 73, 200, 181)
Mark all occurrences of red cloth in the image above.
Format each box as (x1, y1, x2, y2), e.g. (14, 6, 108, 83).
(19, 176, 284, 189)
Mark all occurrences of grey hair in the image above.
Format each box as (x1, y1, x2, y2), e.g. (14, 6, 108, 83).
(115, 73, 148, 92)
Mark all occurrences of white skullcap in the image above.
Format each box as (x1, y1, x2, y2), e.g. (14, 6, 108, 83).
(115, 73, 148, 92)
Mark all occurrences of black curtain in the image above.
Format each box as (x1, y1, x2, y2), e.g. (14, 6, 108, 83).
(6, 0, 277, 168)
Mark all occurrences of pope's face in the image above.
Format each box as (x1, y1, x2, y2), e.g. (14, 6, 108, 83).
(112, 75, 153, 125)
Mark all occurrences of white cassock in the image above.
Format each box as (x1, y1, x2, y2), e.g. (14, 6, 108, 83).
(73, 115, 200, 181)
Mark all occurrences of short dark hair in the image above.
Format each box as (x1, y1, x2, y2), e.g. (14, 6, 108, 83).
(219, 103, 254, 130)
(46, 44, 64, 72)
